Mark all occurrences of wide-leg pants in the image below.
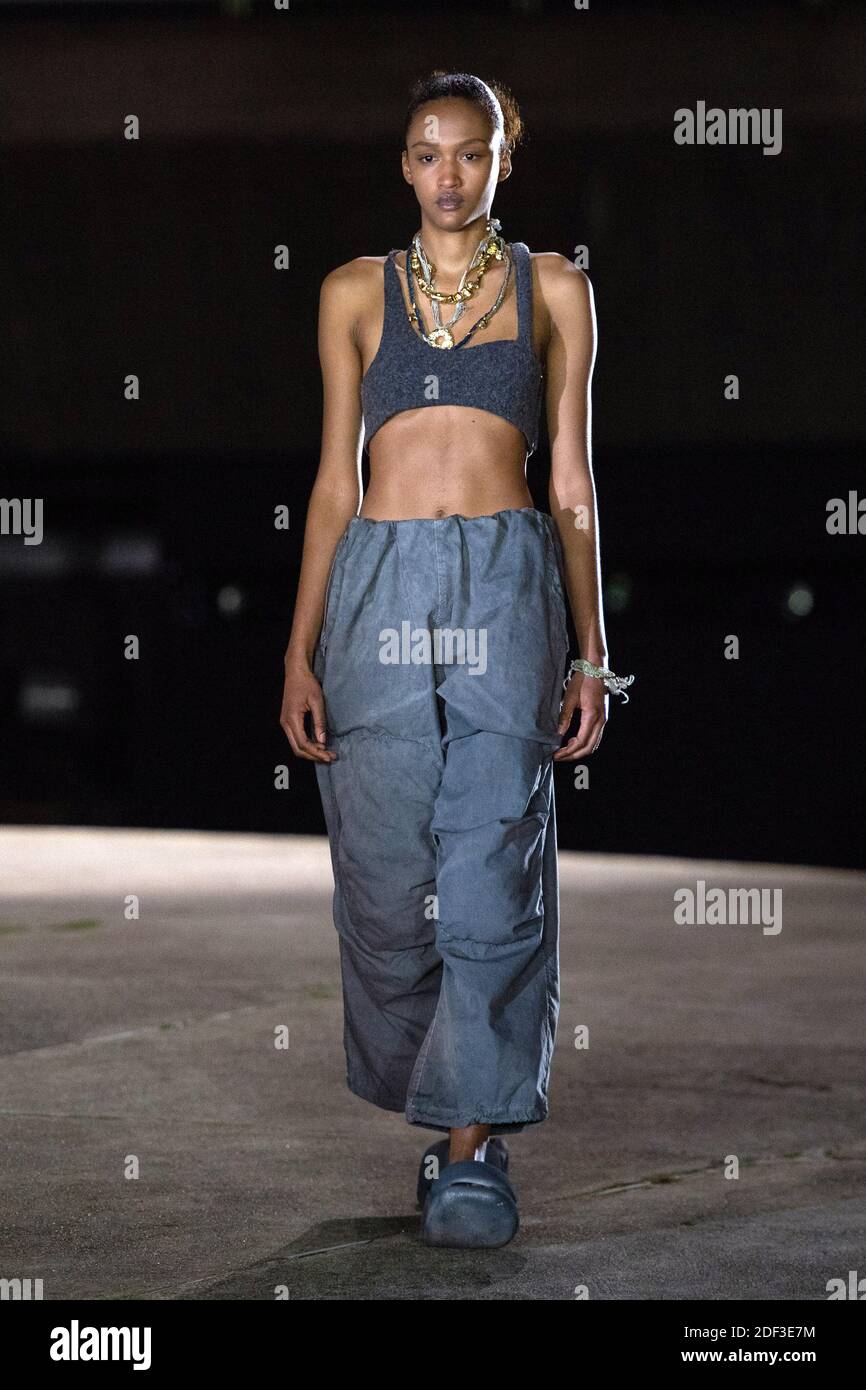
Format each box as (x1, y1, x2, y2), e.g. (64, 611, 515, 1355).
(312, 505, 570, 1135)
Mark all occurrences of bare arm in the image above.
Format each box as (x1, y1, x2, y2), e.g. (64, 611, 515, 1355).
(284, 262, 365, 671)
(279, 259, 366, 761)
(541, 256, 609, 759)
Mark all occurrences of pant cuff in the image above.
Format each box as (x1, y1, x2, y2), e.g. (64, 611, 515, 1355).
(405, 1101, 546, 1133)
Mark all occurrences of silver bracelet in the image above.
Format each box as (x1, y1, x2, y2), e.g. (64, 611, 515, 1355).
(564, 657, 635, 703)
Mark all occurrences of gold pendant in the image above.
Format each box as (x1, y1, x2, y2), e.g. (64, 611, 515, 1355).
(427, 326, 454, 349)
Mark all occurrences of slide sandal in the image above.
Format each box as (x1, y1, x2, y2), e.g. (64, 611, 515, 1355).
(415, 1136, 509, 1209)
(420, 1157, 519, 1249)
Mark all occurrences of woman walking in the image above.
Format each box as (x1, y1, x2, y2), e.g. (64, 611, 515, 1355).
(280, 70, 633, 1249)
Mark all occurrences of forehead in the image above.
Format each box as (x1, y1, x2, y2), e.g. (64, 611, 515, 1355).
(408, 97, 494, 145)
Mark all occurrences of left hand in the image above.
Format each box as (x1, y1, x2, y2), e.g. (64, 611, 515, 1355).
(552, 671, 607, 761)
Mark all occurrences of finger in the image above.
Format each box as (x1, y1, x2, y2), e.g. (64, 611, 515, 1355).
(553, 718, 604, 761)
(308, 689, 329, 747)
(552, 735, 582, 762)
(283, 713, 336, 763)
(567, 717, 606, 761)
(557, 691, 600, 736)
(568, 715, 605, 759)
(556, 697, 581, 735)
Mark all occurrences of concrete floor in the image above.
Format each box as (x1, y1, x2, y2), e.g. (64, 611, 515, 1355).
(0, 827, 863, 1300)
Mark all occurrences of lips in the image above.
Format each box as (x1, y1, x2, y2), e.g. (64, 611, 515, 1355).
(437, 197, 463, 208)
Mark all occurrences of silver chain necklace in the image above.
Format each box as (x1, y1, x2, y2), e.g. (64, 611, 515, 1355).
(407, 218, 512, 349)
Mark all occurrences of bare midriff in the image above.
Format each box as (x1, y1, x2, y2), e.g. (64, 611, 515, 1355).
(358, 249, 538, 521)
(360, 410, 533, 520)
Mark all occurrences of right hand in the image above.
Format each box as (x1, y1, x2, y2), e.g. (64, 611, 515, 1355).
(279, 658, 337, 763)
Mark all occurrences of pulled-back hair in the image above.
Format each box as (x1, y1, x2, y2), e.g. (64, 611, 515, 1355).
(403, 71, 525, 157)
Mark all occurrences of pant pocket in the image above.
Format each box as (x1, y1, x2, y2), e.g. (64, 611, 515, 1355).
(431, 733, 551, 949)
(542, 520, 569, 649)
(319, 528, 351, 652)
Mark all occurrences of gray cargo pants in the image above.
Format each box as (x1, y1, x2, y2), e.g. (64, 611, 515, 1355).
(312, 506, 570, 1135)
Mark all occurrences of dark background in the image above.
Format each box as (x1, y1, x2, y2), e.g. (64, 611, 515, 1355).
(1, 0, 863, 867)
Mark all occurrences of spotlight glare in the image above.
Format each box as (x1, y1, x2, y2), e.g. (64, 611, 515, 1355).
(785, 583, 814, 618)
(605, 572, 633, 614)
(99, 534, 162, 576)
(19, 679, 81, 723)
(217, 585, 244, 617)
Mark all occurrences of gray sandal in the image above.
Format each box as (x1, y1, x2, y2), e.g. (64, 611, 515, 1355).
(415, 1136, 509, 1209)
(420, 1153, 519, 1249)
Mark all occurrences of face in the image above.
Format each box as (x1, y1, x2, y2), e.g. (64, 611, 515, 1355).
(402, 97, 511, 229)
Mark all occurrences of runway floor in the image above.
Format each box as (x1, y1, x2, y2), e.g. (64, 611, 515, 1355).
(1, 827, 863, 1300)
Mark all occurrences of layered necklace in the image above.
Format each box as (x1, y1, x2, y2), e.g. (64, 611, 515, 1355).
(404, 216, 512, 350)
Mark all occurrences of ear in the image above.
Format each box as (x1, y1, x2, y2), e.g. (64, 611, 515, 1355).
(401, 149, 413, 185)
(498, 149, 513, 182)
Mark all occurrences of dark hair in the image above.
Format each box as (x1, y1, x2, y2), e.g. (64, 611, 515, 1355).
(403, 71, 525, 157)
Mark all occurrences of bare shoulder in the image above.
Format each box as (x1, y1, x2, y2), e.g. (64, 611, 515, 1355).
(529, 250, 594, 317)
(321, 253, 389, 296)
(319, 254, 390, 338)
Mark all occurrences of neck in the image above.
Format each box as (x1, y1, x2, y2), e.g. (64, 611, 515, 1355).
(413, 214, 497, 281)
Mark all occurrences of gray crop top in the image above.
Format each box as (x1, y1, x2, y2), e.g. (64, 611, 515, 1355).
(360, 240, 544, 458)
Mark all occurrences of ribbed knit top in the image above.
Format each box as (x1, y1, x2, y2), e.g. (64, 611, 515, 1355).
(360, 241, 544, 458)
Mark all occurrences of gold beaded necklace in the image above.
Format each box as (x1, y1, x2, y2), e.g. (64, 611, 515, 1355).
(405, 218, 512, 350)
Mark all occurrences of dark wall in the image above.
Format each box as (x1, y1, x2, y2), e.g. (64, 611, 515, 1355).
(2, 2, 864, 867)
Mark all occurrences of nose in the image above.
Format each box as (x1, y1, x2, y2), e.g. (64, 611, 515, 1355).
(437, 159, 461, 186)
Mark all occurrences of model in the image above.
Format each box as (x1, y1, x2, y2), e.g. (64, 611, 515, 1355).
(280, 69, 633, 1250)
